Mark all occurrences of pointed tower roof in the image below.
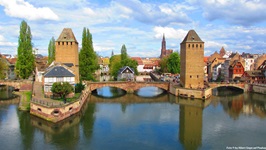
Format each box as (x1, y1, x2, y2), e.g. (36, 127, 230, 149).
(56, 28, 78, 42)
(162, 33, 165, 42)
(220, 47, 226, 53)
(181, 30, 203, 43)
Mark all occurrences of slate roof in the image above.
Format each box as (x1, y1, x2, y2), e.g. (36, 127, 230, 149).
(56, 28, 77, 42)
(118, 66, 135, 74)
(181, 30, 204, 43)
(44, 66, 75, 77)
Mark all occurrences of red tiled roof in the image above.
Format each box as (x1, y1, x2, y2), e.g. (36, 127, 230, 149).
(131, 57, 143, 65)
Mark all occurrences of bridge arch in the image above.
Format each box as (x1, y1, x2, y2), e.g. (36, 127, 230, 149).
(86, 81, 169, 93)
(209, 83, 245, 92)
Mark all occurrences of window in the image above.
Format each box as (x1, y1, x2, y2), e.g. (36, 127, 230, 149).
(188, 44, 190, 48)
(192, 44, 194, 48)
(48, 77, 53, 82)
(57, 77, 64, 82)
(62, 42, 64, 45)
(58, 42, 60, 45)
(190, 75, 192, 78)
(196, 44, 198, 48)
(197, 75, 199, 78)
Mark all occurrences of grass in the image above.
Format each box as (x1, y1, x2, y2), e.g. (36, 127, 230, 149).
(52, 93, 81, 103)
(18, 91, 32, 111)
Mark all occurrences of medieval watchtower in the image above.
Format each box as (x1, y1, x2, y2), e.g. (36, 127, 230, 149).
(55, 28, 79, 83)
(180, 30, 204, 89)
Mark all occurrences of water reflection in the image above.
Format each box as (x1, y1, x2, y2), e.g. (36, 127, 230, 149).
(179, 105, 203, 150)
(29, 101, 95, 149)
(1, 89, 266, 149)
(0, 85, 16, 100)
(93, 86, 166, 98)
(93, 87, 126, 98)
(135, 86, 165, 98)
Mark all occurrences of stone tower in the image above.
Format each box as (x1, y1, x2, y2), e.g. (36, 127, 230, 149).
(55, 28, 79, 83)
(160, 34, 166, 58)
(180, 30, 204, 89)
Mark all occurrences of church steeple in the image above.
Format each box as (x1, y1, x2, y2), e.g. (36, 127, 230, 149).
(160, 33, 166, 58)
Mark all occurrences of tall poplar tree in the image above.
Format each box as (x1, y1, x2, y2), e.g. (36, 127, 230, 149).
(79, 27, 98, 80)
(15, 20, 35, 79)
(48, 37, 55, 64)
(121, 44, 128, 62)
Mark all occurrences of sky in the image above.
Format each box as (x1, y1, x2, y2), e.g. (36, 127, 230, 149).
(0, 0, 266, 58)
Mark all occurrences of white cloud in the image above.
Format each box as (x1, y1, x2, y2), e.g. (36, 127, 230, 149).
(0, 0, 59, 21)
(0, 35, 17, 47)
(189, 0, 266, 26)
(153, 26, 188, 41)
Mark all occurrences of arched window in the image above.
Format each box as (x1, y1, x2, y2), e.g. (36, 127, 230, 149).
(192, 44, 194, 48)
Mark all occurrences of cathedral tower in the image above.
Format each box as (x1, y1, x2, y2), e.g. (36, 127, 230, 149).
(180, 30, 204, 89)
(160, 34, 166, 58)
(55, 28, 79, 83)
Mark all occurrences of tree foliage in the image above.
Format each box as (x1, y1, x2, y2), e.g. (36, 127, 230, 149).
(51, 82, 74, 99)
(48, 37, 55, 65)
(159, 56, 169, 73)
(15, 20, 35, 79)
(109, 45, 138, 79)
(0, 59, 7, 79)
(167, 52, 180, 74)
(121, 44, 128, 61)
(109, 55, 122, 78)
(159, 52, 180, 74)
(79, 27, 99, 81)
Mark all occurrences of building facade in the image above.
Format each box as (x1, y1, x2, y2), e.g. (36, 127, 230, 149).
(180, 30, 204, 89)
(43, 65, 75, 96)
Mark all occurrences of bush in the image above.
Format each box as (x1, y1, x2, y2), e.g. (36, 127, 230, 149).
(75, 82, 85, 93)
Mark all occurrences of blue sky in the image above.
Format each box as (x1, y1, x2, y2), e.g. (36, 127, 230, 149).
(0, 0, 266, 57)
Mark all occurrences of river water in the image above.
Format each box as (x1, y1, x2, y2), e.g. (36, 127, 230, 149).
(0, 86, 266, 150)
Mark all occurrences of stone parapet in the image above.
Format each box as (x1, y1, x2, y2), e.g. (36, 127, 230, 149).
(30, 89, 90, 123)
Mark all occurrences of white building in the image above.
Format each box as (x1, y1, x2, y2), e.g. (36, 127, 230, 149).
(43, 64, 75, 95)
(212, 63, 222, 81)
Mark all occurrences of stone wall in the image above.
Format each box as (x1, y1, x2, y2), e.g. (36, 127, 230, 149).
(251, 84, 266, 95)
(169, 83, 212, 100)
(30, 88, 90, 123)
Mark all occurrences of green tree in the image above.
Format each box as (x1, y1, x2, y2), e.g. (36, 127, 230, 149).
(159, 56, 169, 73)
(15, 20, 35, 79)
(0, 59, 7, 79)
(79, 27, 99, 81)
(121, 44, 128, 61)
(167, 52, 180, 74)
(48, 37, 55, 64)
(51, 82, 74, 99)
(109, 55, 122, 78)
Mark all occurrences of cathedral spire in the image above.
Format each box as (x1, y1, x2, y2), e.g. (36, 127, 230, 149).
(160, 33, 166, 58)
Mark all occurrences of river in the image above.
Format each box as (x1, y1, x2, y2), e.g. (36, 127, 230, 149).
(0, 86, 266, 150)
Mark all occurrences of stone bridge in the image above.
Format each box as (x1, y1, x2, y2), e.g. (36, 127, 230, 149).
(85, 81, 170, 93)
(208, 82, 246, 91)
(0, 80, 33, 91)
